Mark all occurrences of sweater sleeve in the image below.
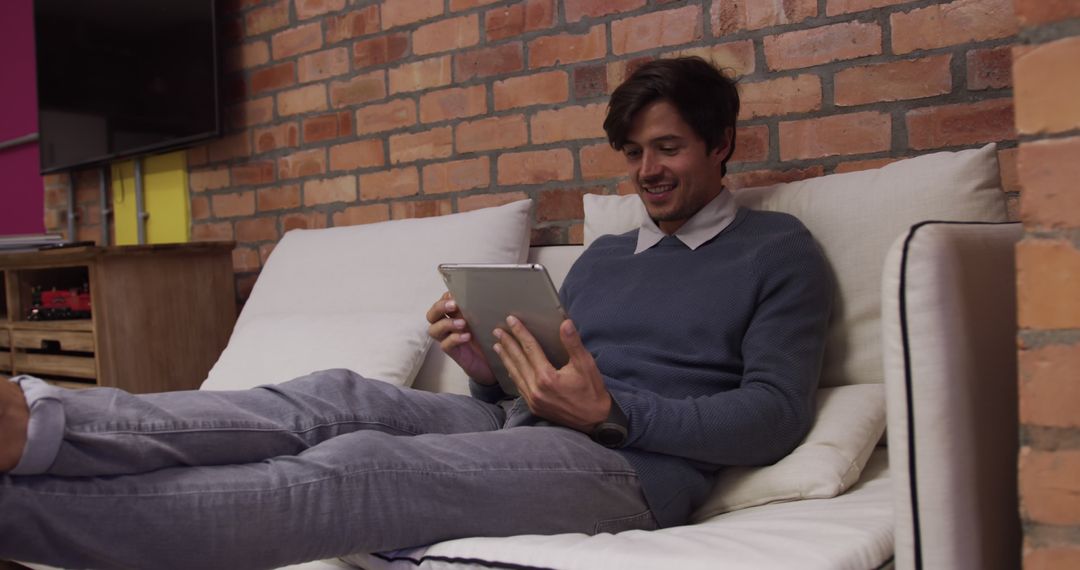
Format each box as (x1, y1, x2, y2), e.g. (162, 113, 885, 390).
(609, 232, 833, 467)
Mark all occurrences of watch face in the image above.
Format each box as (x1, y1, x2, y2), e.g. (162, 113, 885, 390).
(594, 423, 628, 447)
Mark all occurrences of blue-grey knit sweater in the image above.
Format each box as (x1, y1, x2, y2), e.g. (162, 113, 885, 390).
(561, 207, 832, 527)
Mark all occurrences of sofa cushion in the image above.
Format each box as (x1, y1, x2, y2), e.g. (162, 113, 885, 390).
(691, 384, 885, 521)
(202, 199, 534, 390)
(583, 144, 1007, 387)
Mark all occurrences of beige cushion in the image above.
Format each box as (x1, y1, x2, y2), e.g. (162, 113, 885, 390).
(691, 384, 885, 522)
(202, 199, 534, 390)
(583, 143, 1007, 387)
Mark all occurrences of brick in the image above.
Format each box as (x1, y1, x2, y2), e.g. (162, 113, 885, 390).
(906, 98, 1015, 150)
(738, 74, 822, 119)
(225, 41, 269, 72)
(325, 5, 380, 44)
(228, 97, 274, 129)
(495, 71, 569, 113)
(257, 184, 302, 211)
(329, 139, 385, 171)
(332, 204, 391, 226)
(194, 221, 236, 241)
(611, 5, 701, 56)
(780, 111, 891, 160)
(191, 195, 211, 220)
(825, 0, 912, 16)
(254, 123, 300, 153)
(213, 191, 256, 219)
(303, 111, 354, 143)
(296, 0, 346, 20)
(299, 47, 350, 83)
(455, 43, 525, 81)
(208, 133, 252, 162)
(998, 147, 1020, 194)
(277, 84, 328, 116)
(891, 0, 1017, 55)
(664, 40, 756, 77)
(251, 62, 296, 95)
(450, 0, 503, 12)
(272, 22, 323, 59)
(566, 0, 644, 23)
(1017, 238, 1080, 329)
(1019, 448, 1080, 525)
(329, 71, 386, 108)
(382, 0, 443, 30)
(236, 216, 279, 242)
(580, 143, 625, 180)
(764, 21, 881, 71)
(456, 115, 529, 153)
(190, 167, 231, 192)
(530, 225, 564, 246)
(726, 166, 825, 190)
(360, 166, 420, 200)
(537, 188, 595, 221)
(304, 175, 358, 206)
(414, 15, 480, 56)
(1018, 137, 1080, 229)
(835, 55, 952, 107)
(573, 65, 607, 99)
(391, 198, 453, 219)
(1015, 0, 1080, 26)
(231, 161, 276, 186)
(420, 85, 488, 123)
(834, 157, 901, 173)
(281, 211, 329, 232)
(278, 149, 328, 179)
(569, 223, 584, 244)
(458, 191, 530, 212)
(389, 127, 454, 164)
(259, 243, 277, 264)
(711, 0, 816, 35)
(967, 46, 1012, 91)
(356, 98, 418, 134)
(1024, 545, 1080, 569)
(1015, 37, 1080, 135)
(353, 33, 410, 69)
(730, 125, 769, 164)
(485, 0, 555, 41)
(232, 247, 262, 273)
(1020, 342, 1080, 428)
(245, 0, 289, 36)
(423, 157, 491, 194)
(497, 148, 575, 185)
(389, 56, 453, 94)
(531, 103, 607, 143)
(529, 25, 606, 69)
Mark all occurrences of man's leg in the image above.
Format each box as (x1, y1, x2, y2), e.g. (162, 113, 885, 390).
(0, 425, 655, 570)
(4, 369, 505, 476)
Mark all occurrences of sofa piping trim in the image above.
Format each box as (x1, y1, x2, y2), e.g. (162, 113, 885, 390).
(371, 552, 554, 570)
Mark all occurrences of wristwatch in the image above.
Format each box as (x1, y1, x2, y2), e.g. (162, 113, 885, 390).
(590, 399, 629, 448)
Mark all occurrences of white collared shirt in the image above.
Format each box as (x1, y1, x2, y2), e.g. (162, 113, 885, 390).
(634, 189, 738, 254)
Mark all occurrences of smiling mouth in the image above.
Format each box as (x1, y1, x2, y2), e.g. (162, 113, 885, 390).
(642, 184, 675, 194)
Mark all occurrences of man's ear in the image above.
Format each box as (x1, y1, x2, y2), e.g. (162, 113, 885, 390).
(710, 126, 735, 166)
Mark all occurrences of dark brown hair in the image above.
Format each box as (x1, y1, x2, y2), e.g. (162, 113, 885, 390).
(603, 57, 740, 175)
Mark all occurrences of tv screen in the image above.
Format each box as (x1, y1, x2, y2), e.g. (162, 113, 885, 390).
(34, 0, 220, 173)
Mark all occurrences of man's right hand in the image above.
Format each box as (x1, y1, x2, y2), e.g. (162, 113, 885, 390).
(426, 292, 497, 385)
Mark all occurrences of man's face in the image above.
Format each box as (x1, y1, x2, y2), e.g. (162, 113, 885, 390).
(621, 99, 729, 235)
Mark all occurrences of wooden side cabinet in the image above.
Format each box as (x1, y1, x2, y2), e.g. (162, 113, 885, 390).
(0, 242, 236, 393)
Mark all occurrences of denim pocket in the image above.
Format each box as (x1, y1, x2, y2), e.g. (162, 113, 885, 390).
(593, 509, 659, 535)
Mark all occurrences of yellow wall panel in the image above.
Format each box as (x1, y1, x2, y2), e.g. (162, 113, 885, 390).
(112, 151, 190, 245)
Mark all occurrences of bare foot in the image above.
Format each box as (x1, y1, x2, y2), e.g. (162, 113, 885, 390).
(0, 380, 29, 472)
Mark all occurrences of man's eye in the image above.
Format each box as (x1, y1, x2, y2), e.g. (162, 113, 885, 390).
(624, 149, 642, 159)
(660, 146, 679, 155)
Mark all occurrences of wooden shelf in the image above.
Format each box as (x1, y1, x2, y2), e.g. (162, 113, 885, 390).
(0, 242, 237, 393)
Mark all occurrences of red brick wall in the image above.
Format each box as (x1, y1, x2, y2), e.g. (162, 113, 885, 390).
(45, 0, 1022, 298)
(1013, 0, 1080, 567)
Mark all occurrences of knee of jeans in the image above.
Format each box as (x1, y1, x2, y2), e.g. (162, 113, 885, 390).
(592, 509, 659, 535)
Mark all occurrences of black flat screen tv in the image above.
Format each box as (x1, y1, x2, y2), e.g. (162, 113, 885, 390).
(34, 0, 220, 174)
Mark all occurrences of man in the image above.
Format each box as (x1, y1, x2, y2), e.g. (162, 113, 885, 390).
(0, 57, 831, 569)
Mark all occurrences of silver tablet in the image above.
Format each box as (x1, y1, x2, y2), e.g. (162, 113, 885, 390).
(437, 263, 570, 396)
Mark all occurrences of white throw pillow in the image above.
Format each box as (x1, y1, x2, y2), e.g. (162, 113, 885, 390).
(583, 144, 1006, 387)
(690, 384, 885, 521)
(202, 199, 534, 390)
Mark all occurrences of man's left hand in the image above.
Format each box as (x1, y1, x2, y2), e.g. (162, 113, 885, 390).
(492, 316, 611, 433)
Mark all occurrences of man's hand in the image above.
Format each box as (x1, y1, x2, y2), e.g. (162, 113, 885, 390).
(426, 292, 496, 385)
(493, 316, 612, 433)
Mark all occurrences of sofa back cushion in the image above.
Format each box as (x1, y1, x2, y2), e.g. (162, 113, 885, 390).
(583, 143, 1007, 387)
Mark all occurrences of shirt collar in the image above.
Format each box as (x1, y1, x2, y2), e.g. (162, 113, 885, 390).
(634, 189, 737, 254)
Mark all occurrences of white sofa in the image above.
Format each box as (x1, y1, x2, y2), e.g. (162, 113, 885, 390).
(23, 144, 1019, 570)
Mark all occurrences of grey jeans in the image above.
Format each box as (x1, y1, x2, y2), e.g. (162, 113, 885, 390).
(0, 370, 656, 570)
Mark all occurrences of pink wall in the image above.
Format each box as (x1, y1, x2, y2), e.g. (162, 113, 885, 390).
(0, 0, 46, 236)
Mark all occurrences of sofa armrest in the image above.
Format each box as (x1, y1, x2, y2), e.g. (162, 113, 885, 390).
(882, 222, 1022, 570)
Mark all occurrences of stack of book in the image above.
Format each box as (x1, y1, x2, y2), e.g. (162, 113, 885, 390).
(0, 233, 65, 253)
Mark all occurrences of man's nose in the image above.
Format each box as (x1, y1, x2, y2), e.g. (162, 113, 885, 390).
(639, 151, 662, 179)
